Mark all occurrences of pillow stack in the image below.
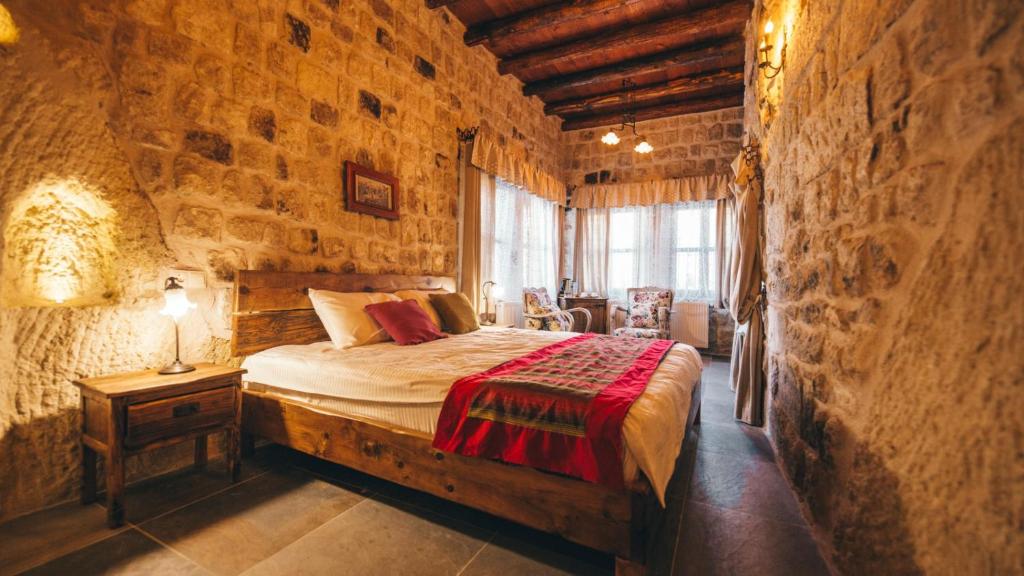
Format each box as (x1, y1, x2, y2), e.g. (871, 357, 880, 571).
(308, 288, 479, 349)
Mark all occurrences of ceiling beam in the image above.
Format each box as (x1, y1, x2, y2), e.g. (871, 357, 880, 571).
(560, 91, 744, 131)
(425, 0, 460, 8)
(523, 37, 745, 100)
(544, 67, 744, 116)
(498, 0, 750, 77)
(464, 0, 651, 47)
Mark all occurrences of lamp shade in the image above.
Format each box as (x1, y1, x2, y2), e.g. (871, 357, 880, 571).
(159, 277, 196, 321)
(601, 130, 620, 145)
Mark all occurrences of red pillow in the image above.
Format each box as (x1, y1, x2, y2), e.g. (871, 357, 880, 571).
(363, 299, 447, 346)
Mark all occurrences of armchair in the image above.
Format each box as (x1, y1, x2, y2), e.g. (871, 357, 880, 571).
(611, 287, 674, 339)
(523, 287, 592, 333)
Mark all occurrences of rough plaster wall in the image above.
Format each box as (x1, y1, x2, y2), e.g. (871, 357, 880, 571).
(0, 0, 563, 521)
(560, 108, 744, 187)
(747, 0, 1023, 573)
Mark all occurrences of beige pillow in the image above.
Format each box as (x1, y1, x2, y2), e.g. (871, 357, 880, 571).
(394, 289, 447, 329)
(308, 289, 400, 349)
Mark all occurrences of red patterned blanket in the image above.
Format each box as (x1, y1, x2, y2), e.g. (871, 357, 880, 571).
(432, 333, 674, 488)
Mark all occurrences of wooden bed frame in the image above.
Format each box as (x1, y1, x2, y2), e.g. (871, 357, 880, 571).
(232, 270, 702, 575)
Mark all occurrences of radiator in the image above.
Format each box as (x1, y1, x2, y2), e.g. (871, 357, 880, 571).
(495, 301, 523, 328)
(671, 301, 710, 348)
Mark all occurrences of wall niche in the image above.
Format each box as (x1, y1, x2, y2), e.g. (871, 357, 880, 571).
(2, 177, 119, 307)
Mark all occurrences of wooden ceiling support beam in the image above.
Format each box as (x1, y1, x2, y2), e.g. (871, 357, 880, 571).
(522, 38, 745, 99)
(559, 92, 744, 131)
(464, 0, 650, 47)
(497, 0, 750, 77)
(425, 0, 460, 9)
(544, 67, 744, 116)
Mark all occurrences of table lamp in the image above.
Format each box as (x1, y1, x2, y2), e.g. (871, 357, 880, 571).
(158, 276, 197, 375)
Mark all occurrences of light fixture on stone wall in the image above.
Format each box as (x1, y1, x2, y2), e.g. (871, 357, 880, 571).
(758, 19, 788, 79)
(158, 277, 197, 374)
(599, 79, 654, 154)
(0, 3, 19, 45)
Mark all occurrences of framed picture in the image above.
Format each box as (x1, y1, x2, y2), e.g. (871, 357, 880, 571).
(343, 161, 399, 220)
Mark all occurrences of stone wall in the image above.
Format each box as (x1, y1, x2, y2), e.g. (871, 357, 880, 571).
(0, 0, 562, 521)
(749, 0, 1022, 573)
(561, 108, 744, 187)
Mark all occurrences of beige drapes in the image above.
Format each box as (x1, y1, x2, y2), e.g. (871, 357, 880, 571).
(458, 148, 483, 313)
(729, 149, 766, 426)
(716, 197, 735, 309)
(570, 174, 733, 208)
(468, 131, 565, 205)
(573, 207, 610, 297)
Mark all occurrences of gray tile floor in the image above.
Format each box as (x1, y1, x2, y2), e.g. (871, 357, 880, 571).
(1, 358, 832, 576)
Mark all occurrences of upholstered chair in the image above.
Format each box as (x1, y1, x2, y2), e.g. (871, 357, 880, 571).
(522, 287, 592, 332)
(611, 287, 674, 339)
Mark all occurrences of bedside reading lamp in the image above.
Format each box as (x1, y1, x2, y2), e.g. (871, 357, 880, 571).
(158, 276, 197, 375)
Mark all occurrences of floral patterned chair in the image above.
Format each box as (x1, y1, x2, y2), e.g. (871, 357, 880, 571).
(611, 287, 674, 339)
(522, 287, 592, 332)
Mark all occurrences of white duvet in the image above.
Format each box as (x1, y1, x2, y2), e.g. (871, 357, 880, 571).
(242, 327, 702, 504)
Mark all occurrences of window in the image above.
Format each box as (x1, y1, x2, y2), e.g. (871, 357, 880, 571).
(674, 202, 716, 302)
(485, 178, 558, 302)
(606, 201, 717, 302)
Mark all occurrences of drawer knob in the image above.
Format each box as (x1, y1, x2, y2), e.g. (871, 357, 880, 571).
(172, 402, 200, 418)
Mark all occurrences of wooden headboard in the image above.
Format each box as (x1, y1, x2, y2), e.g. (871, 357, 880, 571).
(231, 270, 457, 356)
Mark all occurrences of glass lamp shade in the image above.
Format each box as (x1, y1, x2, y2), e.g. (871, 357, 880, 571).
(634, 139, 654, 154)
(159, 286, 196, 321)
(601, 130, 620, 145)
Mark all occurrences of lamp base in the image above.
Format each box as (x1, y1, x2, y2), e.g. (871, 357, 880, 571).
(158, 360, 196, 375)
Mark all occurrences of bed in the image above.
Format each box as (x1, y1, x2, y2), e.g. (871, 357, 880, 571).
(232, 270, 702, 575)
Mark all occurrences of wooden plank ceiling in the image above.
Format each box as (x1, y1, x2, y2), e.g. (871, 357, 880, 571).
(426, 0, 750, 130)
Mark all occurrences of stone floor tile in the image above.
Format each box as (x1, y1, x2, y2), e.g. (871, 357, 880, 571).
(242, 496, 491, 576)
(695, 421, 775, 462)
(21, 528, 208, 576)
(688, 450, 805, 526)
(460, 533, 612, 576)
(673, 501, 830, 576)
(140, 467, 363, 576)
(99, 457, 274, 525)
(0, 502, 124, 576)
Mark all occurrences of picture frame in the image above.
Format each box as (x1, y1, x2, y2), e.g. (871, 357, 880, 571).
(343, 161, 400, 220)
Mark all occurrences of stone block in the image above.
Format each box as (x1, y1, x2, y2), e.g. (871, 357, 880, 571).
(174, 205, 223, 239)
(285, 13, 311, 53)
(310, 99, 339, 127)
(359, 90, 382, 118)
(376, 28, 395, 53)
(414, 56, 436, 80)
(287, 228, 319, 254)
(297, 60, 337, 102)
(184, 130, 233, 165)
(321, 236, 346, 258)
(147, 30, 191, 63)
(248, 106, 276, 142)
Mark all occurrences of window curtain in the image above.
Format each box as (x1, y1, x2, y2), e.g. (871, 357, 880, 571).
(458, 149, 485, 313)
(716, 197, 736, 309)
(481, 179, 559, 306)
(606, 204, 677, 301)
(573, 207, 610, 297)
(729, 150, 766, 426)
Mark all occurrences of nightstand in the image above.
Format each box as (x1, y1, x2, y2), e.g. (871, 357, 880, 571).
(73, 363, 246, 528)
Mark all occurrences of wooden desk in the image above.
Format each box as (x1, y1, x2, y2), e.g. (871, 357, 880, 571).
(73, 363, 246, 527)
(559, 296, 608, 334)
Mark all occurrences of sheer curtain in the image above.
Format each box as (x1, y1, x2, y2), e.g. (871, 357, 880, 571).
(481, 178, 559, 305)
(595, 200, 717, 302)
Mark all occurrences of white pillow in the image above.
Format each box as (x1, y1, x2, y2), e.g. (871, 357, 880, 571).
(308, 289, 400, 349)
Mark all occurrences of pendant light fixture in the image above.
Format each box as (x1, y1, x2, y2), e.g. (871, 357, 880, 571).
(599, 79, 653, 154)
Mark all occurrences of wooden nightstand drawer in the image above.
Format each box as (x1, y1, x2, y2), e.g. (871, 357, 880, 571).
(126, 386, 235, 447)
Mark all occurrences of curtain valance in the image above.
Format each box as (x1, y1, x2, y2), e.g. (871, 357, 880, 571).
(570, 173, 732, 209)
(468, 131, 566, 205)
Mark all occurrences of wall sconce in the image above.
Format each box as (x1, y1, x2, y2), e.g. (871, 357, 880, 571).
(158, 277, 197, 374)
(758, 19, 788, 79)
(0, 3, 19, 45)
